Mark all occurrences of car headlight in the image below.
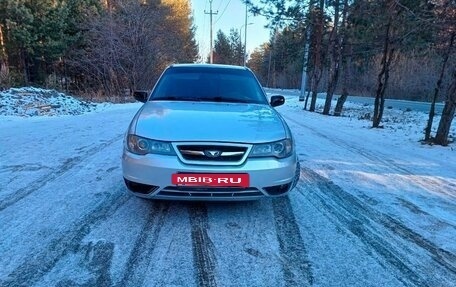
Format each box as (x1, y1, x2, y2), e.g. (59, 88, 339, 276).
(249, 139, 293, 159)
(126, 134, 175, 155)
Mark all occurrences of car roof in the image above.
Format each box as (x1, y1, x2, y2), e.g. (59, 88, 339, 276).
(168, 63, 249, 71)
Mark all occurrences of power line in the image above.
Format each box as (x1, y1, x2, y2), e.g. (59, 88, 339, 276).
(214, 0, 232, 24)
(216, 0, 224, 12)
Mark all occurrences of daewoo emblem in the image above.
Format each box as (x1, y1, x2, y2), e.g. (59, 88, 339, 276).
(204, 150, 221, 158)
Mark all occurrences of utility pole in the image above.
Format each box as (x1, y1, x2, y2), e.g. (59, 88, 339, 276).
(243, 3, 248, 66)
(240, 22, 253, 66)
(205, 0, 218, 64)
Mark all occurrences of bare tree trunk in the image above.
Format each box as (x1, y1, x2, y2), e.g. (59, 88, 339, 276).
(309, 78, 318, 111)
(0, 24, 8, 67)
(334, 0, 350, 116)
(434, 68, 456, 146)
(373, 19, 395, 128)
(0, 24, 9, 88)
(323, 0, 341, 115)
(309, 0, 325, 112)
(304, 89, 311, 110)
(424, 31, 455, 141)
(334, 53, 350, 116)
(20, 48, 30, 85)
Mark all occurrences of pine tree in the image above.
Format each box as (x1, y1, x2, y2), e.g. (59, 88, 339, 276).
(229, 29, 244, 66)
(161, 0, 198, 63)
(213, 30, 233, 64)
(248, 43, 270, 85)
(0, 0, 35, 84)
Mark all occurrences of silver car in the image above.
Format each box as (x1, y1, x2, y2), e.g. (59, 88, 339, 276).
(122, 64, 300, 200)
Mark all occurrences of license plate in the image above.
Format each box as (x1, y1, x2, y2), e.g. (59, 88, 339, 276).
(171, 173, 249, 187)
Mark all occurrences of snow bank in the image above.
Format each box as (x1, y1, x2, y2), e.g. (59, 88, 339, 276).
(267, 89, 455, 144)
(0, 87, 98, 117)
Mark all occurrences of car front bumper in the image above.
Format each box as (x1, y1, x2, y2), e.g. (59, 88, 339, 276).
(122, 150, 300, 201)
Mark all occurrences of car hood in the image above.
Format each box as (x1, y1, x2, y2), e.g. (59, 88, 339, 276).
(133, 101, 287, 143)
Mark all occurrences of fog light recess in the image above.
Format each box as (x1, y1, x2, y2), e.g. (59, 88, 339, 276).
(263, 183, 292, 196)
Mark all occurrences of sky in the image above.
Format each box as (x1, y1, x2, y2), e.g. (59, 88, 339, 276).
(190, 0, 271, 61)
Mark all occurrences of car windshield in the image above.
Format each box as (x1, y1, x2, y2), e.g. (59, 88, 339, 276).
(150, 67, 268, 104)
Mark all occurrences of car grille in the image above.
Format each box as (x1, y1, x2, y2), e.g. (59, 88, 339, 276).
(177, 144, 248, 162)
(158, 186, 264, 198)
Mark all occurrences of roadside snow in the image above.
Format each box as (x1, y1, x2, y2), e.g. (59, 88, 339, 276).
(0, 87, 99, 117)
(267, 88, 455, 145)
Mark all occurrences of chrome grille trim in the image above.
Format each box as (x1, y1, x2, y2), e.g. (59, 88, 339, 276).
(172, 142, 252, 166)
(180, 150, 205, 156)
(220, 151, 245, 156)
(179, 150, 245, 157)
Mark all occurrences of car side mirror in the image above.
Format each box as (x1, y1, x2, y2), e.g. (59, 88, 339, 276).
(133, 90, 149, 103)
(270, 95, 285, 107)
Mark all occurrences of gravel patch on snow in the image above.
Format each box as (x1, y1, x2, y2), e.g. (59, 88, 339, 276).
(0, 87, 98, 117)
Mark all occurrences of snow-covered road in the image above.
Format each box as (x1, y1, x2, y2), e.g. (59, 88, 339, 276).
(1, 95, 455, 287)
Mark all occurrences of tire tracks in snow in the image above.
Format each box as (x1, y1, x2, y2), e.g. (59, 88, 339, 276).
(56, 240, 116, 287)
(0, 186, 130, 287)
(272, 196, 314, 286)
(283, 114, 455, 199)
(84, 240, 116, 287)
(188, 203, 218, 287)
(297, 167, 456, 286)
(0, 133, 124, 212)
(117, 201, 170, 287)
